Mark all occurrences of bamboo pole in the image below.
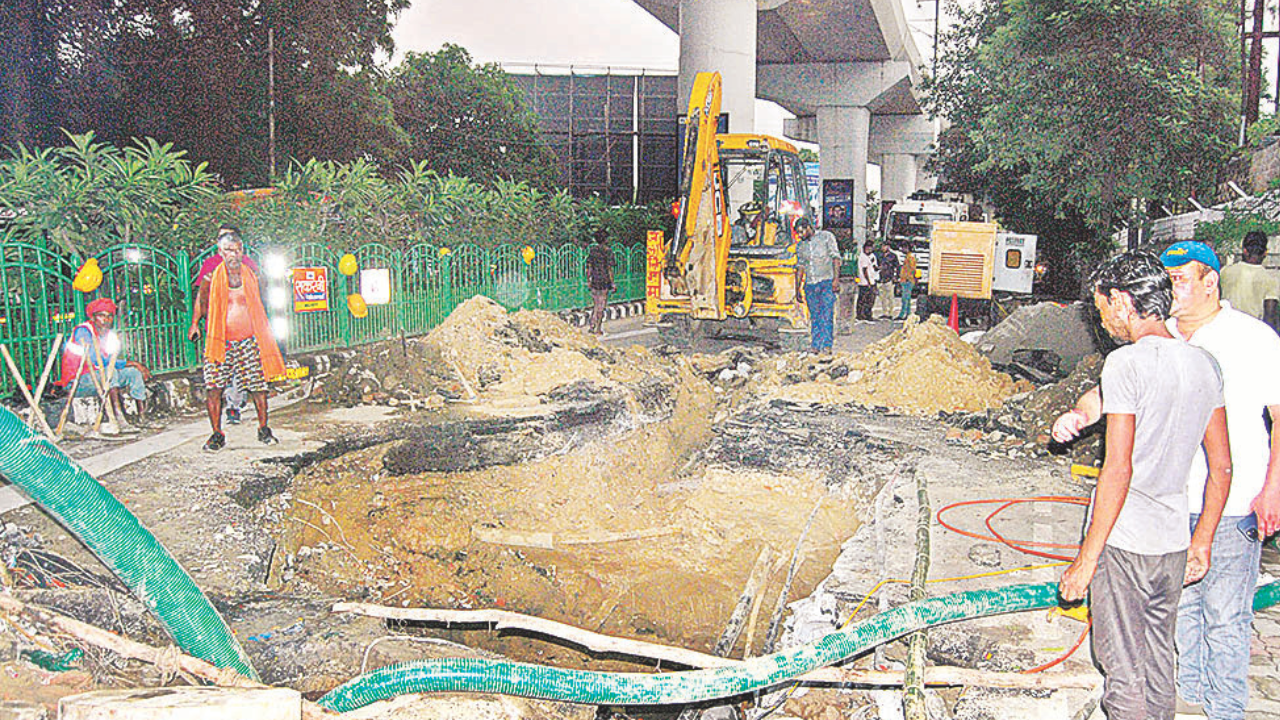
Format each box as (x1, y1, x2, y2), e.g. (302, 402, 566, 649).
(902, 467, 931, 720)
(27, 333, 63, 428)
(0, 345, 58, 439)
(0, 595, 336, 719)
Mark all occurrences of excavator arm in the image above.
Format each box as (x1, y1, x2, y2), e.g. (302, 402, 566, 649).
(666, 72, 730, 319)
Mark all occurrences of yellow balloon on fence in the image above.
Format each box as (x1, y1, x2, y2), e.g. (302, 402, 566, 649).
(73, 258, 103, 293)
(438, 247, 451, 257)
(521, 246, 536, 264)
(347, 293, 369, 318)
(338, 253, 359, 276)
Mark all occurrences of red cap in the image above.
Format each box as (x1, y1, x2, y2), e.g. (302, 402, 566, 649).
(85, 298, 118, 316)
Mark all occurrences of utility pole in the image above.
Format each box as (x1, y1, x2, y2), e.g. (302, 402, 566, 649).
(1245, 0, 1265, 126)
(268, 27, 277, 181)
(933, 0, 940, 76)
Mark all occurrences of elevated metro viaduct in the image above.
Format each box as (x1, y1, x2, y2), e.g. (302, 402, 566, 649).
(633, 0, 937, 245)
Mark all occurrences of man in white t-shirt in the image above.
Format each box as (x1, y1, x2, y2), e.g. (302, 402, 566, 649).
(855, 241, 879, 321)
(1054, 240, 1280, 720)
(1057, 251, 1229, 720)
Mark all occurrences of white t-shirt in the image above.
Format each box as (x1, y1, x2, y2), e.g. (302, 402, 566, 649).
(1100, 336, 1223, 554)
(1219, 261, 1280, 321)
(1168, 301, 1280, 516)
(857, 252, 879, 286)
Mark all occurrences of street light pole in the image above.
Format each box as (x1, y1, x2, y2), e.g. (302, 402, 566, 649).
(268, 27, 277, 182)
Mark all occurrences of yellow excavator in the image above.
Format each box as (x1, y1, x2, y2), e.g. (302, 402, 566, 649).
(647, 72, 816, 347)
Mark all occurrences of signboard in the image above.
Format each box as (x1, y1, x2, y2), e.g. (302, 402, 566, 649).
(361, 268, 392, 305)
(291, 267, 329, 313)
(804, 162, 821, 210)
(822, 179, 854, 229)
(645, 230, 665, 315)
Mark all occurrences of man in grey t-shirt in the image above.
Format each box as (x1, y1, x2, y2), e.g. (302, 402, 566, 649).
(1057, 252, 1231, 720)
(795, 217, 841, 353)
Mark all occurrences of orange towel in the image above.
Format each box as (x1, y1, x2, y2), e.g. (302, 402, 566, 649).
(204, 263, 285, 380)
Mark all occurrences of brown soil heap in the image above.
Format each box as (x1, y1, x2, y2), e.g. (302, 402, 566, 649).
(763, 316, 1031, 414)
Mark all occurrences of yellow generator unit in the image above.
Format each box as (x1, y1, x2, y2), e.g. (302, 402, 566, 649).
(928, 221, 997, 300)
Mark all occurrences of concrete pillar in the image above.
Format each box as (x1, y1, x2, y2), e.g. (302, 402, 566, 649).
(677, 0, 755, 133)
(915, 154, 937, 191)
(880, 152, 918, 203)
(817, 105, 871, 245)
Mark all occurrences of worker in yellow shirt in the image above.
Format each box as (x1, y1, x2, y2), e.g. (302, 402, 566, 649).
(1218, 230, 1279, 330)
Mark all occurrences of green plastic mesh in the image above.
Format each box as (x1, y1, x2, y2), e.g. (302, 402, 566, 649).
(0, 409, 258, 680)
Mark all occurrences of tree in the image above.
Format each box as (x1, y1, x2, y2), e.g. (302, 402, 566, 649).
(929, 0, 1239, 250)
(3, 0, 409, 187)
(386, 45, 557, 189)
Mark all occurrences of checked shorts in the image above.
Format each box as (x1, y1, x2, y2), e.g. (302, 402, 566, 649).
(203, 336, 268, 393)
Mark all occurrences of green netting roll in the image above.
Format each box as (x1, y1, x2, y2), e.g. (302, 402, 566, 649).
(319, 582, 1059, 712)
(1254, 579, 1280, 611)
(0, 408, 258, 680)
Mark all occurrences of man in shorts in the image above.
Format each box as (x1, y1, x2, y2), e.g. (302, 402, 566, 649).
(188, 231, 285, 451)
(193, 225, 258, 425)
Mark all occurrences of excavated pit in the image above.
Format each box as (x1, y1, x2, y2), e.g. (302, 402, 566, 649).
(265, 297, 918, 668)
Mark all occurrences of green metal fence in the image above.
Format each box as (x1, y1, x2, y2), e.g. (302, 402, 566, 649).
(0, 241, 646, 397)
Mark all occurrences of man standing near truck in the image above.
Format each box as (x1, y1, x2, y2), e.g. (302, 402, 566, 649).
(874, 241, 900, 319)
(855, 241, 880, 321)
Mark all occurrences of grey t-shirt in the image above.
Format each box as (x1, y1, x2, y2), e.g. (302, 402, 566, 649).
(1099, 335, 1224, 555)
(797, 230, 841, 283)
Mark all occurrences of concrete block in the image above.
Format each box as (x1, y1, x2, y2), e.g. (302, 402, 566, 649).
(159, 378, 195, 412)
(70, 397, 99, 425)
(59, 687, 300, 720)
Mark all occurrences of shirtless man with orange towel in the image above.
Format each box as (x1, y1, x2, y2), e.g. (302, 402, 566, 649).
(188, 230, 285, 451)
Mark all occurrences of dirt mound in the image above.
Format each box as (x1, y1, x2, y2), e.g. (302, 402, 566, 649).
(315, 296, 676, 412)
(759, 317, 1031, 414)
(944, 353, 1105, 460)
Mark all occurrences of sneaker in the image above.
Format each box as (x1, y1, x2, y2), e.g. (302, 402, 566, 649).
(203, 432, 226, 452)
(100, 421, 121, 436)
(257, 426, 279, 445)
(225, 407, 242, 425)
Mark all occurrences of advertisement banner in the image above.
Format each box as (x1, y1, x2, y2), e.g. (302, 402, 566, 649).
(361, 268, 392, 305)
(822, 179, 854, 229)
(291, 267, 329, 313)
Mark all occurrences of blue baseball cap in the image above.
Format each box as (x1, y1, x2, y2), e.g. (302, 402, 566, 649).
(1160, 241, 1220, 273)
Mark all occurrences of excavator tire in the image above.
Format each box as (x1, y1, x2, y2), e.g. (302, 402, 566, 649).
(656, 316, 700, 347)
